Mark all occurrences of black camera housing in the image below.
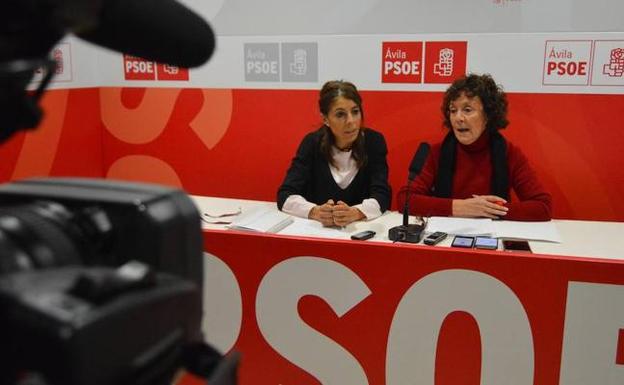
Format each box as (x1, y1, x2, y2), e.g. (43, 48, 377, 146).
(0, 266, 200, 385)
(0, 177, 203, 284)
(0, 177, 207, 385)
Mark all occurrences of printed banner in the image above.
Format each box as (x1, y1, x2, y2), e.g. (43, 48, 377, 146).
(41, 32, 624, 94)
(202, 230, 624, 385)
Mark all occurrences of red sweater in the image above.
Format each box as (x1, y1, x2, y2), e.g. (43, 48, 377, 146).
(397, 133, 552, 221)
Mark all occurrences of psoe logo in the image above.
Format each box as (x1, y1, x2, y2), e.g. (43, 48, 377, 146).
(291, 49, 307, 75)
(124, 55, 156, 80)
(282, 42, 318, 83)
(542, 40, 592, 86)
(603, 48, 624, 76)
(435, 49, 454, 76)
(157, 64, 189, 81)
(381, 42, 423, 83)
(33, 42, 73, 83)
(424, 41, 467, 84)
(591, 41, 624, 86)
(244, 43, 280, 82)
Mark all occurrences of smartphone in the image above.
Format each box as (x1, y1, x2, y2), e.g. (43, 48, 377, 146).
(451, 235, 474, 248)
(502, 239, 532, 253)
(474, 236, 498, 250)
(351, 230, 376, 241)
(423, 231, 447, 246)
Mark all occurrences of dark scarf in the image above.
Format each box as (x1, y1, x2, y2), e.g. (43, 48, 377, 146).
(432, 131, 509, 200)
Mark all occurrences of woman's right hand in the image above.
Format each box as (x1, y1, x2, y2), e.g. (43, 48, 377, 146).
(309, 199, 335, 226)
(452, 195, 508, 218)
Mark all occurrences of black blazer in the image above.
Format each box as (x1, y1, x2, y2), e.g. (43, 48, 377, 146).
(277, 128, 391, 212)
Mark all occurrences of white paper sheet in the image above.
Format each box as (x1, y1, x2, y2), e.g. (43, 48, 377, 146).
(425, 217, 496, 236)
(425, 216, 562, 243)
(227, 205, 294, 233)
(494, 220, 562, 243)
(278, 216, 352, 239)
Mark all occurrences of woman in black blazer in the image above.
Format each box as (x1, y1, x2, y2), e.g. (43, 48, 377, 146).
(277, 80, 391, 227)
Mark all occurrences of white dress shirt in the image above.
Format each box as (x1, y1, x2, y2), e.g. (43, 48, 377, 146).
(282, 147, 382, 220)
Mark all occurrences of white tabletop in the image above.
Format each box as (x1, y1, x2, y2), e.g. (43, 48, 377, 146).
(192, 195, 624, 262)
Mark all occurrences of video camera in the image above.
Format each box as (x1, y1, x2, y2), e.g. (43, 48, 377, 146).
(0, 0, 234, 383)
(0, 178, 236, 385)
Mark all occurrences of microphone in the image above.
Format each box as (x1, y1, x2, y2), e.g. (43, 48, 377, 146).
(389, 142, 430, 243)
(1, 0, 215, 142)
(403, 142, 430, 227)
(78, 0, 215, 68)
(408, 142, 431, 182)
(1, 0, 215, 67)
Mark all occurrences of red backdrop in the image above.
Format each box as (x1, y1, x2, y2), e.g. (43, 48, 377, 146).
(1, 87, 622, 221)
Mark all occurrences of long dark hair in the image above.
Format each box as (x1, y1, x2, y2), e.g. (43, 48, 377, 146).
(318, 80, 367, 168)
(441, 73, 509, 133)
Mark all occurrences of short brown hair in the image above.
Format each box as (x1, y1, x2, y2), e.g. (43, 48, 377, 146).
(442, 73, 509, 132)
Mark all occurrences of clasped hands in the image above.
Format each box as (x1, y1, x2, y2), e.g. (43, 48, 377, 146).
(452, 194, 509, 219)
(308, 199, 365, 227)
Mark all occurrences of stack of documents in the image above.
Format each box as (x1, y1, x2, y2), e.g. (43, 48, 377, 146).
(227, 205, 294, 233)
(425, 217, 562, 243)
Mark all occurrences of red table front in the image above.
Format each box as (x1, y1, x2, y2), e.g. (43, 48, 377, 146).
(194, 230, 624, 385)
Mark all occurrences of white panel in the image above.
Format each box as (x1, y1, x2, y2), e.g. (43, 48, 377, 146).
(50, 32, 622, 95)
(209, 0, 624, 35)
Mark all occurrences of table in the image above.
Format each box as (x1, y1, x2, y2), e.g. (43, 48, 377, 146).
(193, 196, 624, 385)
(194, 196, 624, 261)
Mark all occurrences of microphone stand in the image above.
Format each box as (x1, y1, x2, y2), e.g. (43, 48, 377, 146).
(388, 176, 425, 243)
(388, 142, 429, 243)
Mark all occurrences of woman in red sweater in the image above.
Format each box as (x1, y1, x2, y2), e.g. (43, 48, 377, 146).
(397, 74, 552, 221)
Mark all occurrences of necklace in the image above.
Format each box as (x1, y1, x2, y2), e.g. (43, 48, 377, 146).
(335, 142, 352, 152)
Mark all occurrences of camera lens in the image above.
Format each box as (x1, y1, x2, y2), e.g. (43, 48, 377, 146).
(0, 201, 112, 274)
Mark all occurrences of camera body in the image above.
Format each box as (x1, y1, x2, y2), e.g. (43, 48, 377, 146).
(1, 266, 200, 385)
(0, 177, 203, 283)
(0, 177, 206, 385)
